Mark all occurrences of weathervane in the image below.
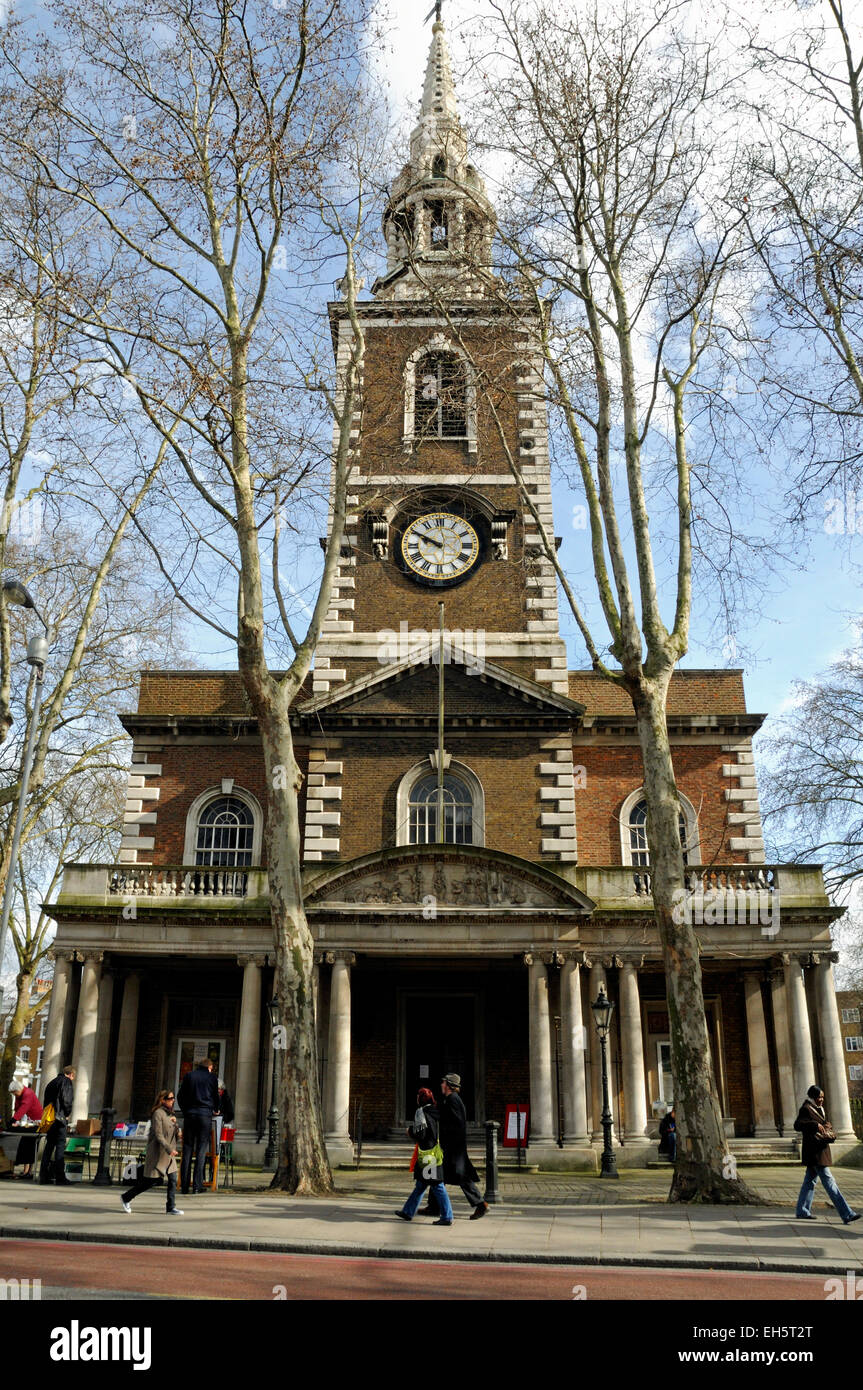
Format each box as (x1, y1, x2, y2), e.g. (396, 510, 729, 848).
(424, 0, 443, 23)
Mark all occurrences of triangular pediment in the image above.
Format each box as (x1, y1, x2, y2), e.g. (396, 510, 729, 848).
(305, 845, 594, 914)
(298, 644, 584, 718)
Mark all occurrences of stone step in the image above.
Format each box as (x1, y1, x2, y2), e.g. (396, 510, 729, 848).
(346, 1144, 537, 1173)
(647, 1157, 800, 1169)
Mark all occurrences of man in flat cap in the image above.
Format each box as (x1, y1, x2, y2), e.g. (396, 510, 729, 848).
(426, 1073, 489, 1220)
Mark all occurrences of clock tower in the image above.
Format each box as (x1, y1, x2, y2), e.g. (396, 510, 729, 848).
(313, 12, 568, 705)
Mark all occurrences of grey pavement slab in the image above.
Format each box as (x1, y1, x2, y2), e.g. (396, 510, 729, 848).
(2, 1169, 863, 1274)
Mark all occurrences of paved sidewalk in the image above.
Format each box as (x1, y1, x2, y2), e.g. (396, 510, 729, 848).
(3, 1168, 863, 1274)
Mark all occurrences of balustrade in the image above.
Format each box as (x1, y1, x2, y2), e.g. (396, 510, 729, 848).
(108, 866, 251, 899)
(631, 864, 778, 899)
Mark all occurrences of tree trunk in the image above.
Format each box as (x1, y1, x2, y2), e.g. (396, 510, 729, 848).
(0, 968, 34, 1125)
(632, 681, 762, 1204)
(255, 699, 333, 1195)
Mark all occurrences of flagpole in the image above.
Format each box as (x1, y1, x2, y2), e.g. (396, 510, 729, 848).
(437, 600, 445, 843)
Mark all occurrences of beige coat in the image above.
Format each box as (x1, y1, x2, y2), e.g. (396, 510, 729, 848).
(144, 1105, 180, 1178)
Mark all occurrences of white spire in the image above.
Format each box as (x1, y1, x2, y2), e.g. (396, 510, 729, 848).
(373, 10, 496, 300)
(421, 19, 460, 125)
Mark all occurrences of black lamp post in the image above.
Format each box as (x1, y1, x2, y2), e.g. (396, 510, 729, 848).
(263, 996, 280, 1171)
(591, 985, 619, 1179)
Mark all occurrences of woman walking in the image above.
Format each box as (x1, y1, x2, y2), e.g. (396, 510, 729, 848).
(396, 1087, 454, 1226)
(794, 1085, 860, 1225)
(120, 1090, 184, 1216)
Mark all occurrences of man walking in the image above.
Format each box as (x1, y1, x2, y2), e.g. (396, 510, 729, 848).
(794, 1084, 861, 1225)
(428, 1073, 489, 1221)
(39, 1065, 75, 1186)
(178, 1057, 220, 1195)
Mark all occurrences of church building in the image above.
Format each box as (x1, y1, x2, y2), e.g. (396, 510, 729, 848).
(44, 17, 857, 1169)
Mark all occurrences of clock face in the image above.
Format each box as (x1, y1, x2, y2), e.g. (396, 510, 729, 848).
(400, 511, 480, 586)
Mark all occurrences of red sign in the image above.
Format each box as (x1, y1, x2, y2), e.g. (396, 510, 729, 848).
(502, 1104, 529, 1147)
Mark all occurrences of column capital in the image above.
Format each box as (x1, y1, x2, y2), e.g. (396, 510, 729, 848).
(544, 950, 565, 967)
(325, 950, 356, 965)
(523, 952, 535, 967)
(46, 949, 76, 965)
(79, 951, 104, 964)
(237, 953, 267, 968)
(619, 955, 645, 970)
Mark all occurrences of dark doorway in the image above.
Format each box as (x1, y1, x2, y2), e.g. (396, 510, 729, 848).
(404, 994, 475, 1119)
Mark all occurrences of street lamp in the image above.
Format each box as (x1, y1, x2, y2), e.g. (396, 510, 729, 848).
(263, 996, 280, 1171)
(591, 985, 619, 1179)
(0, 581, 49, 976)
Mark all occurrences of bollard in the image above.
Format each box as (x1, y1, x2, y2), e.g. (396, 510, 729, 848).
(93, 1107, 116, 1185)
(482, 1119, 501, 1205)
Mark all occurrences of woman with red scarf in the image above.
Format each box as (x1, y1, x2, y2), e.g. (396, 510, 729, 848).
(11, 1082, 43, 1177)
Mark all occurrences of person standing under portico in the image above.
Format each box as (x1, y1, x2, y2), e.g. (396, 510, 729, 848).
(177, 1057, 220, 1195)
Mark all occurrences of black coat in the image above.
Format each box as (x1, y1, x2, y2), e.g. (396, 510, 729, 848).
(658, 1113, 676, 1154)
(439, 1090, 479, 1185)
(794, 1099, 834, 1167)
(178, 1065, 220, 1116)
(44, 1074, 74, 1121)
(218, 1089, 234, 1124)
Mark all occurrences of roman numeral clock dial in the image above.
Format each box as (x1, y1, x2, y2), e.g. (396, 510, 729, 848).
(400, 511, 480, 586)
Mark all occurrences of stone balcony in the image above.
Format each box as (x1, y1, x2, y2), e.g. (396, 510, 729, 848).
(572, 863, 833, 912)
(54, 860, 832, 913)
(57, 863, 269, 906)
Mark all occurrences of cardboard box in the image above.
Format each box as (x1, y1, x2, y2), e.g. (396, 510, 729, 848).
(75, 1118, 101, 1136)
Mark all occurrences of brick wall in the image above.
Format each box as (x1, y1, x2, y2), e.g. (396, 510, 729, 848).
(337, 733, 549, 861)
(574, 742, 738, 864)
(142, 742, 308, 866)
(568, 669, 748, 716)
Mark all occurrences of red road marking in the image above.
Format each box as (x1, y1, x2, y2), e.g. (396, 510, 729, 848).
(0, 1240, 835, 1300)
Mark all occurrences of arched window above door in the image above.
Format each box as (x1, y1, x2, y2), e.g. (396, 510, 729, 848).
(396, 761, 485, 846)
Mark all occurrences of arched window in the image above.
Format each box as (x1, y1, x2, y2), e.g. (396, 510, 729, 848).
(414, 352, 467, 438)
(194, 796, 255, 867)
(620, 789, 699, 867)
(408, 773, 473, 845)
(431, 154, 447, 179)
(396, 760, 485, 846)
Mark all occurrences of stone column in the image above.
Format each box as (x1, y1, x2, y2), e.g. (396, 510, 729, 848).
(769, 966, 797, 1134)
(71, 952, 104, 1121)
(784, 953, 815, 1104)
(88, 970, 115, 1115)
(743, 972, 777, 1136)
(560, 956, 589, 1144)
(588, 962, 616, 1142)
(111, 973, 141, 1120)
(325, 953, 354, 1163)
(815, 954, 856, 1139)
(619, 961, 649, 1138)
(526, 954, 554, 1142)
(41, 952, 74, 1083)
(235, 955, 264, 1133)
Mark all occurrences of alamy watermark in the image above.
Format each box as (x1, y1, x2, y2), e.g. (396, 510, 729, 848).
(0, 1277, 41, 1300)
(671, 887, 780, 938)
(376, 622, 486, 675)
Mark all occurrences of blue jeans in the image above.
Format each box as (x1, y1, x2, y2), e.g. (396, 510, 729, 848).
(796, 1165, 856, 1221)
(402, 1179, 453, 1222)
